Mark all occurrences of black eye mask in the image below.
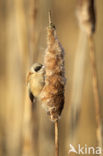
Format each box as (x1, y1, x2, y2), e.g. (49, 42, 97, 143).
(34, 65, 42, 72)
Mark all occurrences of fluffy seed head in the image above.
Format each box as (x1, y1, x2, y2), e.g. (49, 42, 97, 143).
(40, 12, 65, 122)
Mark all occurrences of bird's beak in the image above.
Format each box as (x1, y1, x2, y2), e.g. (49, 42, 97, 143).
(42, 65, 45, 69)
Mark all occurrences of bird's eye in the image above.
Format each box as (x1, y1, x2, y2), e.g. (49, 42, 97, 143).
(34, 65, 42, 72)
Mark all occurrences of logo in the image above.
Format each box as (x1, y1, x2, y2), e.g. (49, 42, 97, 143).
(68, 144, 102, 155)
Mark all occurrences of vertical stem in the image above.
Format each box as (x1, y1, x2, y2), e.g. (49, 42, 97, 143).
(55, 120, 59, 156)
(88, 34, 102, 148)
(48, 10, 52, 26)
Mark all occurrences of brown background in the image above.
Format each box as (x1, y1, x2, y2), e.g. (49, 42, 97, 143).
(0, 0, 103, 156)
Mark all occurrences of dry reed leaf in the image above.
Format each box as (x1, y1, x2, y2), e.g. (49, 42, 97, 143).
(77, 0, 103, 149)
(76, 0, 96, 35)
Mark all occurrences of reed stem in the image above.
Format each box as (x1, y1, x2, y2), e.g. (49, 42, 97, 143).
(88, 34, 102, 148)
(48, 11, 52, 26)
(55, 120, 59, 156)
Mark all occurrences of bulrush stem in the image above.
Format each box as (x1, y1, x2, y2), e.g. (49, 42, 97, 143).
(48, 10, 52, 26)
(49, 11, 59, 156)
(88, 34, 102, 148)
(55, 120, 59, 156)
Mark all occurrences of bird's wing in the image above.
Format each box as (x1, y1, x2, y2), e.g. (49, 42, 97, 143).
(29, 90, 37, 110)
(29, 90, 34, 103)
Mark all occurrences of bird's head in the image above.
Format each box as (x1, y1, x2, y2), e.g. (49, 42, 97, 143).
(30, 63, 44, 73)
(26, 63, 45, 85)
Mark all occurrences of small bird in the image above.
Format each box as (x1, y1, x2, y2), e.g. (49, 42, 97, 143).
(26, 63, 45, 103)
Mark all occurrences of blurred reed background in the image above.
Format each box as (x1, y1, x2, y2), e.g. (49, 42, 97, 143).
(0, 0, 103, 156)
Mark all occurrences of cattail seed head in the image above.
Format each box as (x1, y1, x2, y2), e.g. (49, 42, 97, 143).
(40, 12, 65, 122)
(76, 0, 96, 35)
